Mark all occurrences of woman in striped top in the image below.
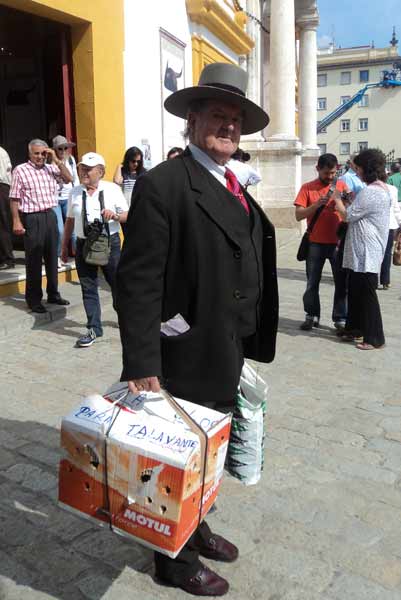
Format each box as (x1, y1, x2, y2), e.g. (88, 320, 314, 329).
(113, 146, 146, 208)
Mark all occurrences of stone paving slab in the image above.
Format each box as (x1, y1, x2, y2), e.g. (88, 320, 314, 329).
(0, 230, 401, 599)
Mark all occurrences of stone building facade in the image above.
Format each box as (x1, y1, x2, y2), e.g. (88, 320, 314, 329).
(317, 39, 401, 164)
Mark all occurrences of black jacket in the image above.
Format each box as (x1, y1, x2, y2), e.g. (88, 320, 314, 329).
(116, 149, 278, 407)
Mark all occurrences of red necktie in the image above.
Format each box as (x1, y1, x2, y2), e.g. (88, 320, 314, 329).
(224, 168, 250, 214)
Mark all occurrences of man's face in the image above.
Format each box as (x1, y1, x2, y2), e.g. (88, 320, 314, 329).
(189, 100, 243, 165)
(317, 165, 337, 186)
(29, 145, 47, 167)
(55, 146, 69, 160)
(78, 164, 103, 187)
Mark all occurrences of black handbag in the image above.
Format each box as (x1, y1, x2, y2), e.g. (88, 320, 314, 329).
(82, 190, 111, 266)
(296, 179, 337, 262)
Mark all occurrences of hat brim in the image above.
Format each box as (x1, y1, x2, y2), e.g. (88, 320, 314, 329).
(53, 142, 76, 149)
(164, 85, 269, 135)
(77, 161, 105, 167)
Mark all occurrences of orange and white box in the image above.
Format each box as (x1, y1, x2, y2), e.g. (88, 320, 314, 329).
(58, 385, 231, 557)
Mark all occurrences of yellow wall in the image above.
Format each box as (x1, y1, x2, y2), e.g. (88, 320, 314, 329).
(186, 0, 253, 85)
(0, 0, 125, 178)
(191, 35, 235, 84)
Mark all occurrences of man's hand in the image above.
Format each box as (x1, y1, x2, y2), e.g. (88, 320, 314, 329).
(44, 148, 56, 164)
(316, 195, 328, 207)
(101, 208, 119, 222)
(128, 377, 160, 394)
(61, 245, 69, 264)
(13, 219, 25, 235)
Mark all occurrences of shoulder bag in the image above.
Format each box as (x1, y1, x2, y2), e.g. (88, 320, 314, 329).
(296, 178, 338, 262)
(82, 190, 111, 266)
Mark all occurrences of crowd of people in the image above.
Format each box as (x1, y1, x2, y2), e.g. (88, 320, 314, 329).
(0, 58, 400, 597)
(0, 129, 263, 350)
(295, 151, 401, 350)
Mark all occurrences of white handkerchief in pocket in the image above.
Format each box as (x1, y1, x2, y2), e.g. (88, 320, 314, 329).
(161, 314, 190, 336)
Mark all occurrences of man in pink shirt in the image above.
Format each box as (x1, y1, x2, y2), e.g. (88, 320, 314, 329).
(10, 138, 72, 313)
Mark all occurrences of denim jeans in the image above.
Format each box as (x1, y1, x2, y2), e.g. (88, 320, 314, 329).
(53, 199, 76, 257)
(303, 242, 347, 323)
(75, 233, 121, 336)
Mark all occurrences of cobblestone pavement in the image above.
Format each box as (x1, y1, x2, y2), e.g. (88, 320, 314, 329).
(1, 232, 401, 600)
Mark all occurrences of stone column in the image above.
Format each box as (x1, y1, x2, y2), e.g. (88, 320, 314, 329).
(268, 0, 297, 139)
(245, 0, 262, 108)
(298, 19, 319, 149)
(298, 17, 320, 185)
(242, 0, 264, 143)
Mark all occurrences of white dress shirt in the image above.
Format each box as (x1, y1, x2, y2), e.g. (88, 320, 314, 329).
(188, 143, 227, 186)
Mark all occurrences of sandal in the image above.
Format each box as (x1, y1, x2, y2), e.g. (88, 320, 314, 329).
(356, 343, 385, 350)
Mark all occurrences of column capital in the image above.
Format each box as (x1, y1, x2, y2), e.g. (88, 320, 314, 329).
(296, 16, 319, 32)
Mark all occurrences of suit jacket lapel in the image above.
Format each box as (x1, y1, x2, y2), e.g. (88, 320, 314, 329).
(181, 150, 242, 248)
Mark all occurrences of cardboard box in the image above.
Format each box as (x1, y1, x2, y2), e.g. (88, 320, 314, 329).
(59, 385, 231, 557)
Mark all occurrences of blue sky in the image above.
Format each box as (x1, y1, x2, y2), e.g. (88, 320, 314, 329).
(317, 0, 400, 49)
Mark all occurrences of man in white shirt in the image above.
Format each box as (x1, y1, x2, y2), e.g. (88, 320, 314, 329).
(61, 152, 128, 347)
(0, 145, 15, 269)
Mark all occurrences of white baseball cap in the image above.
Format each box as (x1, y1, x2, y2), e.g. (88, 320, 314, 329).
(78, 152, 106, 167)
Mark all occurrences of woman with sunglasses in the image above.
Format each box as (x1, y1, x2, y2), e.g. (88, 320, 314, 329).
(113, 146, 147, 208)
(52, 135, 79, 267)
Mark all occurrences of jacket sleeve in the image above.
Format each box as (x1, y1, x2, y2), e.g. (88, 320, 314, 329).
(116, 175, 170, 381)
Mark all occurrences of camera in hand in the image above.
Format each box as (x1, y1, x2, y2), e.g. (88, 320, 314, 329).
(340, 191, 353, 204)
(85, 218, 104, 241)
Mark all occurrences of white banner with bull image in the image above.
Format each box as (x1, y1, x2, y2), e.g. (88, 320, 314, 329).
(159, 28, 186, 159)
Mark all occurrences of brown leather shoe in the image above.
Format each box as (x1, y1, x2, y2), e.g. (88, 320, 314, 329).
(181, 564, 229, 596)
(199, 534, 239, 562)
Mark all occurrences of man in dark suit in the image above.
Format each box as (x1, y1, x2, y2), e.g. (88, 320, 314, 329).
(117, 63, 278, 597)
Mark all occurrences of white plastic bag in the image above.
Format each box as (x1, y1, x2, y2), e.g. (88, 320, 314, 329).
(226, 362, 268, 485)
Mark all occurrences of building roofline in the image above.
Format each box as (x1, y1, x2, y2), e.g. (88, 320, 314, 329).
(318, 57, 401, 71)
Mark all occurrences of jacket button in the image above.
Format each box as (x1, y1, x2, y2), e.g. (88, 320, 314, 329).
(233, 250, 241, 259)
(233, 290, 241, 299)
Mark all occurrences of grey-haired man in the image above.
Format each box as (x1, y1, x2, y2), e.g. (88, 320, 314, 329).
(10, 139, 72, 312)
(117, 63, 278, 596)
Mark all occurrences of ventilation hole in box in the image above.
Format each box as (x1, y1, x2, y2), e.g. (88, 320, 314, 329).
(84, 444, 100, 469)
(146, 496, 153, 504)
(84, 482, 90, 492)
(213, 452, 217, 458)
(75, 447, 81, 454)
(187, 482, 191, 490)
(162, 485, 171, 495)
(140, 470, 152, 483)
(160, 505, 167, 514)
(221, 435, 225, 441)
(68, 465, 73, 473)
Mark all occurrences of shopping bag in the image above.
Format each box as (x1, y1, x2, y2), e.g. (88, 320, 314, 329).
(226, 362, 268, 485)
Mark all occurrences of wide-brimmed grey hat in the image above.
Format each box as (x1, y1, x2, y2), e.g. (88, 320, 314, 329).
(164, 62, 269, 135)
(52, 135, 76, 149)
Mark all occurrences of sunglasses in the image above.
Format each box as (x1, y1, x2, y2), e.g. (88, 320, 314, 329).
(58, 147, 69, 151)
(130, 159, 141, 164)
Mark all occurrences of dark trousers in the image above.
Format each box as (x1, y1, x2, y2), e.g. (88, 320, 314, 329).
(21, 210, 59, 307)
(347, 271, 385, 347)
(75, 233, 121, 336)
(380, 230, 394, 286)
(0, 183, 14, 264)
(153, 391, 235, 584)
(303, 242, 347, 323)
(155, 520, 213, 584)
